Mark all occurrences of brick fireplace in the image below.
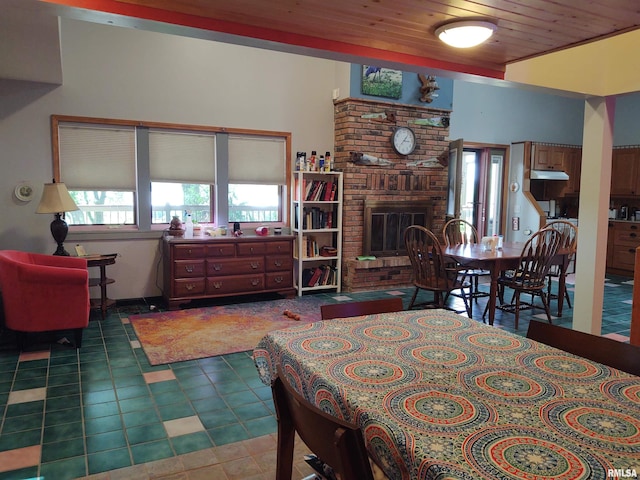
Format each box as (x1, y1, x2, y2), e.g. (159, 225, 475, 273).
(332, 97, 451, 292)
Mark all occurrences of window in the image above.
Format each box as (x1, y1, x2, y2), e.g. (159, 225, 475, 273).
(228, 134, 287, 223)
(51, 115, 291, 230)
(58, 123, 136, 225)
(149, 129, 216, 224)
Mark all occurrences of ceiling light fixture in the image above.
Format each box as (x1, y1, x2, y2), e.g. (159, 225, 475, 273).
(435, 20, 497, 48)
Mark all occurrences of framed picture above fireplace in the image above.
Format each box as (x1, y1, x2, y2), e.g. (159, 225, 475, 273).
(361, 65, 402, 99)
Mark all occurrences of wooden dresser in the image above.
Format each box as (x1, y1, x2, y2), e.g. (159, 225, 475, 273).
(162, 235, 295, 309)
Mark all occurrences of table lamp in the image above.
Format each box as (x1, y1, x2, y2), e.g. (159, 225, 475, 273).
(36, 180, 80, 256)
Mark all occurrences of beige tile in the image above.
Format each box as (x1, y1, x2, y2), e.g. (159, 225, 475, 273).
(130, 340, 141, 348)
(186, 464, 228, 480)
(241, 434, 277, 455)
(164, 416, 205, 437)
(19, 350, 50, 362)
(143, 370, 177, 384)
(145, 457, 184, 478)
(212, 442, 251, 463)
(7, 387, 47, 405)
(179, 448, 220, 470)
(221, 457, 262, 480)
(121, 317, 130, 324)
(0, 445, 41, 473)
(106, 463, 149, 480)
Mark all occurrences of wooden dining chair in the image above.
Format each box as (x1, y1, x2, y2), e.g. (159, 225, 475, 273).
(526, 320, 640, 376)
(487, 227, 562, 329)
(320, 297, 404, 320)
(272, 374, 375, 480)
(543, 220, 578, 312)
(404, 225, 471, 315)
(442, 218, 490, 315)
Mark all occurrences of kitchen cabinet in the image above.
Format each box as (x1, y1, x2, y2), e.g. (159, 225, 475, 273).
(611, 148, 640, 196)
(532, 144, 565, 170)
(607, 221, 640, 276)
(564, 148, 582, 194)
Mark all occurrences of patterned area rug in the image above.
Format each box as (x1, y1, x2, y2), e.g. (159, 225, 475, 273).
(130, 296, 327, 365)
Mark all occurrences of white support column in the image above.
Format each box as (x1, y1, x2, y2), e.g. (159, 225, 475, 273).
(573, 96, 615, 334)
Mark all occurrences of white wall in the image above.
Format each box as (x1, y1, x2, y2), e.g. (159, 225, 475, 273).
(0, 18, 344, 300)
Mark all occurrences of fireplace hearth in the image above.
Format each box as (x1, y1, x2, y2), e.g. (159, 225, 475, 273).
(363, 200, 433, 256)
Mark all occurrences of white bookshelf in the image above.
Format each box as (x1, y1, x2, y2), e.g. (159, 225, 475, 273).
(291, 171, 343, 296)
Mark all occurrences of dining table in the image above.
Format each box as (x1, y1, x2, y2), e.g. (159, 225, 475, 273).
(254, 309, 640, 480)
(443, 241, 571, 325)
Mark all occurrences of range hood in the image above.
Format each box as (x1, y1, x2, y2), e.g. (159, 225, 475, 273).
(530, 170, 569, 180)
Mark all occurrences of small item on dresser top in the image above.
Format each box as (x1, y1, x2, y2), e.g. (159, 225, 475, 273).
(255, 226, 269, 236)
(184, 214, 193, 238)
(274, 227, 282, 235)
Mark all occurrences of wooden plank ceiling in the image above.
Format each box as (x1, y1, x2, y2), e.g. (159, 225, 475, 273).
(42, 0, 640, 78)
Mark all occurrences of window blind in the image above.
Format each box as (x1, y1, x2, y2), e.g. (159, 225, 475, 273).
(228, 135, 286, 185)
(59, 123, 136, 190)
(149, 130, 216, 184)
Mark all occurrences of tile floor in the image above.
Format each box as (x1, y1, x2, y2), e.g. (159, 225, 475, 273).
(0, 275, 634, 479)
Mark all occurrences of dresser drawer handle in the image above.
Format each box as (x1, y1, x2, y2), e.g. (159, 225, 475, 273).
(631, 233, 637, 238)
(219, 248, 224, 254)
(274, 260, 283, 267)
(632, 225, 638, 230)
(213, 264, 222, 271)
(213, 281, 223, 289)
(251, 278, 260, 286)
(185, 265, 194, 273)
(251, 262, 259, 269)
(185, 283, 195, 291)
(187, 249, 192, 255)
(273, 276, 283, 283)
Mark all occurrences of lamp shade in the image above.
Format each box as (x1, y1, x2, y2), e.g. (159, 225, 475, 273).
(435, 20, 497, 48)
(36, 182, 79, 214)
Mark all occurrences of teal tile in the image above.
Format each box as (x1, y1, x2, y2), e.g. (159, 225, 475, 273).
(40, 455, 87, 480)
(46, 394, 81, 412)
(232, 402, 272, 421)
(224, 390, 260, 406)
(83, 389, 117, 405)
(199, 408, 237, 430)
(118, 395, 153, 413)
(215, 380, 249, 395)
(0, 467, 38, 480)
(191, 396, 227, 414)
(116, 384, 150, 400)
(153, 390, 188, 407)
(83, 401, 119, 419)
(111, 366, 141, 378)
(41, 437, 85, 462)
(113, 375, 146, 389)
(171, 431, 213, 455)
(0, 428, 42, 451)
(48, 364, 79, 377)
(2, 413, 43, 433)
(208, 423, 249, 446)
(43, 421, 84, 443)
(157, 402, 195, 421)
(176, 374, 212, 389)
(122, 409, 160, 428)
(85, 414, 123, 435)
(131, 439, 173, 464)
(5, 400, 44, 417)
(86, 429, 127, 453)
(87, 447, 132, 474)
(148, 380, 181, 395)
(126, 423, 166, 445)
(244, 416, 277, 437)
(12, 376, 47, 390)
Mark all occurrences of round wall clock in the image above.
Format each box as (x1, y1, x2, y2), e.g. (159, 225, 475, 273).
(391, 126, 417, 156)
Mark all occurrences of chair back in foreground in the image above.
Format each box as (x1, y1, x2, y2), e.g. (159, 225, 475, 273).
(320, 297, 403, 320)
(404, 225, 470, 314)
(442, 218, 479, 247)
(527, 320, 640, 376)
(492, 228, 562, 329)
(272, 374, 375, 480)
(0, 250, 90, 350)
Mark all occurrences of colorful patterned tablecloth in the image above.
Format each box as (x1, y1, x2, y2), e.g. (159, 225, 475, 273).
(253, 309, 640, 480)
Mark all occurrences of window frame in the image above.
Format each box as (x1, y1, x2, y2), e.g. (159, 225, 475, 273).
(51, 115, 292, 232)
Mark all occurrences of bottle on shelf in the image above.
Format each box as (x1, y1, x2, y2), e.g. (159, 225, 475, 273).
(324, 151, 332, 171)
(184, 213, 193, 238)
(309, 151, 317, 171)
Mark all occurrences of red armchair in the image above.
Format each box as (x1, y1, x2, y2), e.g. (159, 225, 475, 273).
(0, 250, 90, 350)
